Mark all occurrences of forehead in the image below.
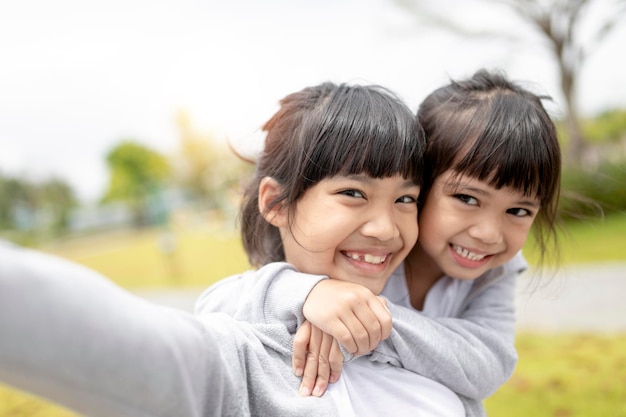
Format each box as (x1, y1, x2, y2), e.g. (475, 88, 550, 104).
(325, 173, 419, 186)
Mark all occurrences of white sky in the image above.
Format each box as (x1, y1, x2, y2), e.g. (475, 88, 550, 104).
(1, 0, 625, 202)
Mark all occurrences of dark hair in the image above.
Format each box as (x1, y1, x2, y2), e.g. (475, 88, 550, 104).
(241, 82, 424, 267)
(417, 69, 561, 264)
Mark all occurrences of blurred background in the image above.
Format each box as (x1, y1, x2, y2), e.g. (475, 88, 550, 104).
(1, 0, 625, 416)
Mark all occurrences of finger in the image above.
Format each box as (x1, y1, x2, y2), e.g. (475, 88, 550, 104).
(312, 331, 334, 397)
(327, 320, 358, 354)
(328, 338, 343, 384)
(371, 296, 393, 340)
(343, 305, 383, 354)
(293, 321, 311, 377)
(299, 324, 322, 397)
(349, 296, 394, 351)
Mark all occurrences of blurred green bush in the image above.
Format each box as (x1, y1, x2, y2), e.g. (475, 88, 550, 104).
(560, 162, 626, 220)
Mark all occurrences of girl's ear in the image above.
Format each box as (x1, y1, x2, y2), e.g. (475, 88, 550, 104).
(258, 177, 288, 227)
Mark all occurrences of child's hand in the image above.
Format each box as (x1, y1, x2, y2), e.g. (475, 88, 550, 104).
(302, 279, 392, 355)
(293, 321, 343, 397)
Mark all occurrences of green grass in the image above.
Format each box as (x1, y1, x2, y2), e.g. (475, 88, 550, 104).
(42, 227, 251, 289)
(485, 333, 626, 417)
(2, 214, 625, 416)
(524, 214, 626, 267)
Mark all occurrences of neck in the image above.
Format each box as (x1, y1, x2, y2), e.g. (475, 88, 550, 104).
(404, 243, 444, 310)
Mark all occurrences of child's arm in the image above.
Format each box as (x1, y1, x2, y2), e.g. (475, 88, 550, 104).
(196, 263, 391, 355)
(195, 262, 324, 331)
(294, 270, 518, 400)
(0, 241, 248, 417)
(200, 261, 516, 400)
(372, 273, 518, 400)
(196, 264, 392, 397)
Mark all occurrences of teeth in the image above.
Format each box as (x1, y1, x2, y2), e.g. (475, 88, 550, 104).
(346, 252, 387, 265)
(364, 254, 385, 264)
(453, 245, 487, 261)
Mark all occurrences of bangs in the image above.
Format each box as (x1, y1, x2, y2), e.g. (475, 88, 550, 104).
(451, 94, 559, 204)
(301, 85, 422, 186)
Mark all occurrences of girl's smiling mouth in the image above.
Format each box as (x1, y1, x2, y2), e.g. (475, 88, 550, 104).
(342, 251, 389, 265)
(451, 244, 490, 261)
(449, 244, 497, 270)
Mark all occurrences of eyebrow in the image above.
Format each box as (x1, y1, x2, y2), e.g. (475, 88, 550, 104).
(342, 175, 419, 189)
(401, 180, 421, 189)
(445, 181, 540, 208)
(513, 199, 541, 208)
(341, 174, 374, 184)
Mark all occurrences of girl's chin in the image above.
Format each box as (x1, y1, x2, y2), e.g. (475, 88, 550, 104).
(442, 259, 491, 280)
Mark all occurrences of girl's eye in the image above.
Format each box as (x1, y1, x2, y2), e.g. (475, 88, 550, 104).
(396, 195, 418, 204)
(339, 189, 364, 199)
(507, 207, 533, 217)
(454, 194, 478, 206)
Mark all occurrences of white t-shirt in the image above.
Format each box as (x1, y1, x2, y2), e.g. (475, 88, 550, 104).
(382, 266, 474, 317)
(326, 267, 470, 417)
(327, 357, 465, 417)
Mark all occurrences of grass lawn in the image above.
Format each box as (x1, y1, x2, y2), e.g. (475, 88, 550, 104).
(521, 213, 626, 267)
(2, 214, 625, 416)
(485, 333, 626, 417)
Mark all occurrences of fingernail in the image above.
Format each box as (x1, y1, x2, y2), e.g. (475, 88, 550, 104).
(312, 385, 323, 396)
(294, 367, 303, 377)
(299, 385, 311, 396)
(329, 375, 338, 383)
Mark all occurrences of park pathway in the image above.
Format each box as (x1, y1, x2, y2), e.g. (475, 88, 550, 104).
(135, 262, 626, 333)
(514, 262, 626, 332)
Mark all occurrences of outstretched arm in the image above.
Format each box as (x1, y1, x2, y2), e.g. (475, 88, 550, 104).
(0, 242, 245, 417)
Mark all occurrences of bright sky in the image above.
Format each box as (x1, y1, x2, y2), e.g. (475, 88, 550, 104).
(1, 0, 625, 202)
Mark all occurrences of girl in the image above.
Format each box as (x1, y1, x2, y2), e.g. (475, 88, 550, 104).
(201, 69, 562, 417)
(0, 82, 466, 416)
(376, 69, 560, 416)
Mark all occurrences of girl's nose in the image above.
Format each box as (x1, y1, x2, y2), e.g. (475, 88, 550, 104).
(360, 208, 400, 242)
(468, 216, 504, 245)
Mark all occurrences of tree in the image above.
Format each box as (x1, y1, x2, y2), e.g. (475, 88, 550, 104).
(0, 175, 35, 231)
(102, 140, 171, 227)
(394, 0, 626, 165)
(172, 110, 253, 214)
(38, 178, 77, 233)
(0, 173, 76, 240)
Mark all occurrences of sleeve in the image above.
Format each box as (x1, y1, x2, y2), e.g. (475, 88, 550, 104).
(370, 272, 518, 400)
(195, 262, 327, 330)
(0, 242, 247, 417)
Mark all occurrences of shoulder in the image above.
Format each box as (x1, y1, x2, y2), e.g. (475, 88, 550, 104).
(504, 251, 528, 275)
(194, 262, 300, 314)
(476, 251, 528, 286)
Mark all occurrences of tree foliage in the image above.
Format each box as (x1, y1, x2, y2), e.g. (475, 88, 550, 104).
(582, 109, 626, 144)
(102, 140, 171, 226)
(0, 173, 76, 241)
(172, 110, 253, 214)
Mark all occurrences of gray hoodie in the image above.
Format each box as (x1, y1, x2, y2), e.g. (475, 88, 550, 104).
(0, 242, 337, 416)
(196, 255, 527, 417)
(0, 241, 523, 416)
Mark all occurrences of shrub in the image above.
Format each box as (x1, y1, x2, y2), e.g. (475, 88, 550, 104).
(560, 162, 626, 220)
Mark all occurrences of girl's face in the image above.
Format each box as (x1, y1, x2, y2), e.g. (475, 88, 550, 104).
(281, 174, 420, 294)
(418, 170, 540, 281)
